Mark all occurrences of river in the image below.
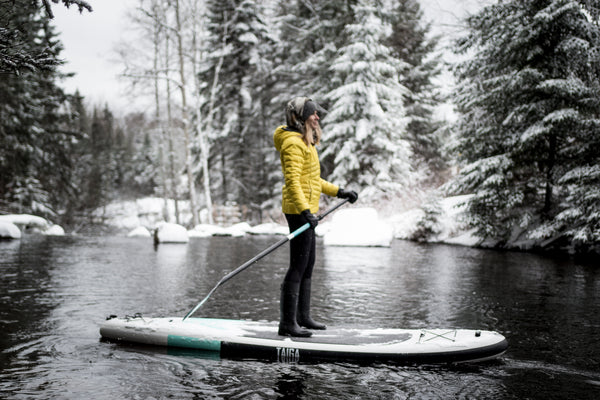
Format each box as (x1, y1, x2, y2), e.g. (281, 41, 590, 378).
(1, 235, 599, 399)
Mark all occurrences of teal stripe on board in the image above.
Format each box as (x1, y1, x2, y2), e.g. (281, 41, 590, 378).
(167, 335, 221, 351)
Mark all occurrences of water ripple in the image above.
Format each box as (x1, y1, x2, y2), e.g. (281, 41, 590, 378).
(1, 236, 599, 399)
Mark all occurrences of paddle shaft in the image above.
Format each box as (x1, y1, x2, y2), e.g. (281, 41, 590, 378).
(182, 199, 350, 321)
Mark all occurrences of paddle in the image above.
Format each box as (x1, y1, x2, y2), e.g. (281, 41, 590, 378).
(182, 198, 350, 321)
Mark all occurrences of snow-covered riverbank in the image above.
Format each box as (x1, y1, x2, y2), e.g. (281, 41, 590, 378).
(1, 196, 479, 248)
(0, 214, 65, 239)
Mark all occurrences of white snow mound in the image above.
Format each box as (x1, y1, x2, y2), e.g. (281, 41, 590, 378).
(0, 214, 64, 236)
(188, 224, 216, 238)
(43, 224, 65, 236)
(128, 226, 151, 237)
(189, 222, 249, 237)
(0, 221, 21, 239)
(0, 214, 50, 230)
(247, 222, 288, 236)
(323, 208, 393, 247)
(155, 222, 189, 243)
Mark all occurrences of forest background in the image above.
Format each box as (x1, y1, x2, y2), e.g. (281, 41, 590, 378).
(1, 0, 599, 254)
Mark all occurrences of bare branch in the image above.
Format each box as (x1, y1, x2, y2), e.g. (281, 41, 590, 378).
(136, 6, 178, 34)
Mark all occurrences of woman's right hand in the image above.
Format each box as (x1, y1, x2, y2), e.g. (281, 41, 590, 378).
(301, 209, 318, 229)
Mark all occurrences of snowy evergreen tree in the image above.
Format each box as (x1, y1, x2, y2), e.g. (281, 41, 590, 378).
(74, 105, 158, 215)
(322, 0, 412, 203)
(57, 91, 92, 226)
(450, 0, 600, 252)
(266, 0, 357, 192)
(83, 106, 114, 210)
(199, 0, 277, 217)
(385, 0, 447, 186)
(121, 112, 157, 197)
(0, 1, 80, 217)
(38, 0, 91, 18)
(272, 0, 357, 105)
(0, 0, 91, 73)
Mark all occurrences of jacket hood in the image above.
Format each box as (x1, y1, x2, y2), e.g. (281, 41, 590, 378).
(274, 125, 302, 152)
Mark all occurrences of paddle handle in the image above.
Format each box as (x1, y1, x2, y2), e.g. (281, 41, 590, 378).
(182, 199, 349, 321)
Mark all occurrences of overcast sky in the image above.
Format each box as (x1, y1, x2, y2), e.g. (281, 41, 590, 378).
(53, 0, 133, 110)
(52, 0, 488, 113)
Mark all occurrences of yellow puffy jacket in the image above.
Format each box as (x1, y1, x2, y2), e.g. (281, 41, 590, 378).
(273, 125, 339, 214)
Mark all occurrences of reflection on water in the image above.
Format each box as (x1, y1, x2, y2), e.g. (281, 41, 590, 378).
(1, 235, 599, 399)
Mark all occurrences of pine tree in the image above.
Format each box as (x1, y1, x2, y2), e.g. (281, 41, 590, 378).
(0, 0, 91, 73)
(450, 0, 600, 252)
(200, 0, 276, 216)
(61, 90, 90, 225)
(272, 0, 357, 105)
(267, 0, 359, 203)
(38, 0, 91, 19)
(129, 131, 158, 196)
(385, 0, 446, 185)
(0, 1, 80, 217)
(322, 0, 412, 203)
(122, 112, 157, 197)
(83, 107, 108, 210)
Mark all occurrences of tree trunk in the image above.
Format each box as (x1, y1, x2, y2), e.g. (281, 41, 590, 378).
(152, 8, 169, 222)
(543, 134, 557, 218)
(174, 0, 199, 227)
(164, 24, 180, 224)
(191, 1, 214, 224)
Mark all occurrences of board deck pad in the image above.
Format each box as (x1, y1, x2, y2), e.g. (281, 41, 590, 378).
(100, 315, 508, 364)
(243, 328, 412, 345)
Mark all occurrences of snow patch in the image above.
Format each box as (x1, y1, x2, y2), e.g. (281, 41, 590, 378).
(44, 224, 65, 236)
(0, 214, 50, 229)
(443, 229, 480, 247)
(221, 222, 251, 237)
(188, 224, 215, 238)
(323, 208, 394, 247)
(390, 208, 425, 239)
(128, 226, 151, 238)
(189, 222, 249, 237)
(0, 214, 64, 236)
(0, 221, 21, 239)
(155, 222, 189, 243)
(247, 223, 288, 236)
(389, 195, 481, 247)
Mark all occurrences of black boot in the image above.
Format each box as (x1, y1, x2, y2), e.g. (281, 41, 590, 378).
(297, 279, 326, 330)
(278, 281, 312, 337)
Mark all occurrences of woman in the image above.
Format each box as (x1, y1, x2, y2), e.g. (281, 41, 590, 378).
(273, 96, 358, 337)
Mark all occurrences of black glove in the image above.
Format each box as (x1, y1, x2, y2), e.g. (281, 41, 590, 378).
(301, 209, 318, 229)
(337, 188, 358, 204)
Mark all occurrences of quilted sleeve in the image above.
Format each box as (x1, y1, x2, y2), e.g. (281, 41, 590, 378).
(320, 178, 339, 198)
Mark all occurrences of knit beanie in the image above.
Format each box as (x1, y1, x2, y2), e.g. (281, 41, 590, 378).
(285, 97, 327, 130)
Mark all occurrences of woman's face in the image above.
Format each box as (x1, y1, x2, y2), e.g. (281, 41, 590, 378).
(306, 111, 320, 130)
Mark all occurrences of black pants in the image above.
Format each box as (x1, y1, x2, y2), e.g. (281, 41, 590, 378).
(284, 213, 316, 284)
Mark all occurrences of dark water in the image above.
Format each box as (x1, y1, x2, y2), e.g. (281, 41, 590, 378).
(1, 235, 599, 399)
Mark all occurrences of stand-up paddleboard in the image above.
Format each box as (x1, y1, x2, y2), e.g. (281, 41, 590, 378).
(100, 314, 508, 364)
